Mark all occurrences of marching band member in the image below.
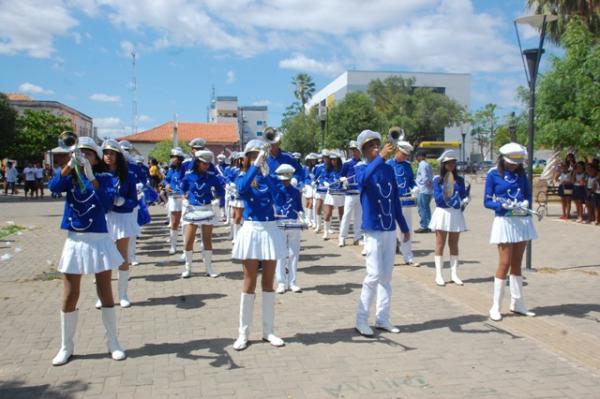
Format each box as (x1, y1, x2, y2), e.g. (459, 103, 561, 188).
(183, 138, 207, 172)
(232, 139, 287, 351)
(312, 150, 330, 233)
(429, 150, 468, 286)
(49, 137, 126, 365)
(163, 148, 186, 254)
(216, 153, 228, 221)
(180, 150, 224, 278)
(387, 138, 420, 266)
(339, 141, 363, 247)
(322, 150, 344, 239)
(99, 140, 139, 308)
(355, 130, 410, 337)
(484, 143, 537, 321)
(265, 128, 303, 183)
(227, 152, 245, 243)
(274, 164, 304, 294)
(302, 153, 318, 228)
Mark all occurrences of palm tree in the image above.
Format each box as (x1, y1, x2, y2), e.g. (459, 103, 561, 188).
(291, 73, 316, 106)
(527, 0, 600, 43)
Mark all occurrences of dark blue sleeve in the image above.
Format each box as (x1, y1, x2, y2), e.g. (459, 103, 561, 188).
(236, 165, 259, 194)
(181, 175, 190, 194)
(393, 182, 409, 233)
(121, 175, 138, 210)
(49, 173, 72, 193)
(294, 189, 303, 213)
(457, 177, 467, 199)
(407, 164, 416, 189)
(432, 177, 445, 206)
(484, 170, 501, 210)
(213, 175, 225, 198)
(357, 156, 384, 187)
(96, 174, 116, 212)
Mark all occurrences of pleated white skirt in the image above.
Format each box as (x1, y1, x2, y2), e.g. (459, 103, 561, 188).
(106, 211, 140, 240)
(230, 199, 244, 208)
(429, 207, 466, 232)
(324, 193, 345, 207)
(232, 221, 286, 260)
(489, 216, 538, 244)
(58, 231, 123, 275)
(303, 185, 314, 199)
(168, 196, 183, 212)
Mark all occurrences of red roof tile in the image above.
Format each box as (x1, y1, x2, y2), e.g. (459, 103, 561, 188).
(118, 122, 239, 144)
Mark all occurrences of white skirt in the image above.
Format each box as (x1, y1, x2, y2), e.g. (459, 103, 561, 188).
(230, 199, 244, 208)
(429, 207, 466, 232)
(168, 196, 183, 212)
(107, 211, 140, 240)
(324, 193, 345, 207)
(182, 204, 218, 226)
(303, 185, 314, 199)
(232, 221, 286, 260)
(58, 231, 124, 275)
(490, 216, 538, 244)
(314, 191, 325, 200)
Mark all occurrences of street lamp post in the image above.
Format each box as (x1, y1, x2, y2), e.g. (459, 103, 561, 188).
(319, 104, 327, 149)
(514, 13, 557, 270)
(461, 126, 467, 164)
(508, 111, 517, 142)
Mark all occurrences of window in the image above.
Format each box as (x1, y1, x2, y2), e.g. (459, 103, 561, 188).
(256, 131, 263, 137)
(256, 120, 263, 126)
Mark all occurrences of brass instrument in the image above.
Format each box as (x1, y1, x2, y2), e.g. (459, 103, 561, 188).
(58, 131, 87, 192)
(256, 127, 281, 176)
(387, 126, 405, 152)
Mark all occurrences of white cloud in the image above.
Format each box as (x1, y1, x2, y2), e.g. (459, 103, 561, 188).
(94, 116, 126, 138)
(226, 70, 235, 84)
(119, 40, 136, 58)
(138, 114, 152, 123)
(252, 100, 271, 106)
(0, 0, 78, 58)
(18, 82, 54, 95)
(90, 93, 121, 103)
(279, 54, 344, 76)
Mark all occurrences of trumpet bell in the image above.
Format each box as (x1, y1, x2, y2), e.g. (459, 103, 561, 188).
(388, 126, 405, 141)
(263, 127, 281, 144)
(58, 131, 78, 151)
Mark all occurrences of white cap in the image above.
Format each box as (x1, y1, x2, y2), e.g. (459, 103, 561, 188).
(305, 153, 318, 161)
(118, 140, 133, 151)
(437, 149, 459, 163)
(170, 147, 185, 157)
(396, 141, 414, 155)
(357, 130, 381, 153)
(500, 142, 527, 164)
(244, 139, 265, 155)
(101, 139, 123, 154)
(135, 155, 145, 163)
(328, 150, 342, 159)
(275, 164, 295, 180)
(348, 140, 359, 149)
(195, 150, 214, 164)
(189, 138, 206, 149)
(292, 152, 301, 159)
(320, 149, 330, 157)
(78, 136, 103, 159)
(217, 153, 226, 161)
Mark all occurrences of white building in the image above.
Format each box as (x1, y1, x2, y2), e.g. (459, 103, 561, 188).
(306, 70, 471, 149)
(209, 96, 239, 128)
(239, 105, 268, 145)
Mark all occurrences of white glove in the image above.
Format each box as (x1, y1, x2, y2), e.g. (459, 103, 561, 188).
(461, 197, 470, 207)
(113, 196, 125, 207)
(410, 186, 419, 196)
(228, 182, 236, 190)
(136, 183, 144, 192)
(501, 200, 515, 210)
(81, 158, 95, 182)
(67, 154, 79, 169)
(297, 211, 305, 221)
(323, 181, 330, 188)
(291, 177, 298, 187)
(339, 176, 348, 183)
(519, 199, 529, 209)
(342, 179, 349, 189)
(253, 150, 266, 167)
(211, 198, 220, 206)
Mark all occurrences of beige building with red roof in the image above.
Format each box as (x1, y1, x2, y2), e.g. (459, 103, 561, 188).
(118, 121, 239, 159)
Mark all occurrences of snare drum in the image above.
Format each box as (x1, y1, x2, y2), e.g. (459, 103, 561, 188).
(277, 220, 305, 230)
(400, 195, 417, 207)
(183, 205, 215, 224)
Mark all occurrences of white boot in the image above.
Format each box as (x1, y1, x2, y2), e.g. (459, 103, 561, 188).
(233, 293, 255, 351)
(322, 221, 330, 240)
(338, 236, 345, 247)
(95, 299, 102, 309)
(52, 310, 78, 366)
(232, 224, 240, 244)
(203, 250, 219, 277)
(434, 256, 445, 286)
(489, 277, 506, 321)
(313, 215, 321, 233)
(118, 270, 131, 308)
(450, 256, 463, 286)
(129, 237, 139, 266)
(181, 251, 192, 278)
(262, 291, 285, 347)
(101, 307, 126, 360)
(168, 230, 177, 254)
(509, 275, 535, 316)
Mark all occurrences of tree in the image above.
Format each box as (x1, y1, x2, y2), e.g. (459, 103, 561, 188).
(292, 73, 316, 106)
(326, 92, 383, 149)
(536, 18, 600, 152)
(148, 140, 192, 164)
(280, 109, 320, 155)
(8, 110, 71, 163)
(0, 93, 18, 159)
(527, 0, 600, 44)
(471, 103, 499, 159)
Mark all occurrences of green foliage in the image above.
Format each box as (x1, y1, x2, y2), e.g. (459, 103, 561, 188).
(8, 110, 71, 163)
(536, 18, 600, 152)
(469, 103, 499, 159)
(148, 140, 192, 164)
(292, 73, 316, 106)
(0, 224, 26, 240)
(527, 0, 600, 44)
(0, 93, 18, 159)
(325, 92, 383, 149)
(280, 109, 321, 155)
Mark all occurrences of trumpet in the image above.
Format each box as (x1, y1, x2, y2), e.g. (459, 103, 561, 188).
(58, 131, 87, 192)
(264, 127, 281, 144)
(387, 126, 405, 152)
(257, 142, 270, 176)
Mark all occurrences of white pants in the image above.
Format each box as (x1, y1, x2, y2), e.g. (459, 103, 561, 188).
(396, 206, 414, 263)
(356, 230, 396, 325)
(276, 229, 301, 287)
(339, 194, 362, 240)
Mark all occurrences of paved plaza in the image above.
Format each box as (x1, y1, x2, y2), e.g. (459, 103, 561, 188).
(0, 179, 599, 399)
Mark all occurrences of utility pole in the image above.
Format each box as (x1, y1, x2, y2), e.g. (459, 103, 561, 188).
(131, 49, 138, 135)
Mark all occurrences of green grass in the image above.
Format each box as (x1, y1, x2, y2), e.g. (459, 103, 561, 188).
(0, 224, 26, 240)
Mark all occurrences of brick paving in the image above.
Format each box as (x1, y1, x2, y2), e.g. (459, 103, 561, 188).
(0, 180, 599, 398)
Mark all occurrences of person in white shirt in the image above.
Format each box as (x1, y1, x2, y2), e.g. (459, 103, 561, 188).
(35, 163, 45, 198)
(4, 162, 18, 195)
(23, 163, 36, 198)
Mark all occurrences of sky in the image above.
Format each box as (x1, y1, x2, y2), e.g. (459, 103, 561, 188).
(0, 0, 560, 138)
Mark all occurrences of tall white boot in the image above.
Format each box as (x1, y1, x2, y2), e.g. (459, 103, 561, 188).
(182, 250, 193, 278)
(118, 270, 131, 308)
(233, 293, 255, 351)
(262, 291, 285, 347)
(338, 235, 345, 247)
(232, 224, 240, 244)
(434, 256, 445, 286)
(450, 256, 463, 286)
(129, 237, 139, 266)
(313, 215, 321, 233)
(203, 250, 219, 277)
(509, 275, 535, 316)
(52, 310, 78, 366)
(101, 307, 126, 360)
(168, 230, 177, 254)
(489, 277, 506, 321)
(322, 221, 330, 240)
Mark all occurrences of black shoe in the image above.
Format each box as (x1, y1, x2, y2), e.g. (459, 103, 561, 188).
(414, 228, 428, 234)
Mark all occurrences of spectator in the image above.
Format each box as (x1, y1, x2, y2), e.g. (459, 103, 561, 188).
(34, 162, 45, 198)
(23, 162, 36, 199)
(572, 161, 586, 223)
(4, 162, 18, 195)
(585, 163, 597, 224)
(415, 151, 433, 233)
(556, 162, 573, 220)
(593, 167, 600, 225)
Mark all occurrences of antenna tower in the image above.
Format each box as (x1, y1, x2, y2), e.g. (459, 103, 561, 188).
(131, 49, 138, 135)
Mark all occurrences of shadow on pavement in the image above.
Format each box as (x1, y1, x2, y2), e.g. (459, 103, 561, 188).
(300, 253, 341, 262)
(302, 283, 362, 295)
(131, 293, 226, 309)
(287, 327, 416, 352)
(531, 303, 600, 322)
(400, 314, 521, 338)
(130, 273, 181, 282)
(301, 265, 363, 275)
(0, 379, 89, 399)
